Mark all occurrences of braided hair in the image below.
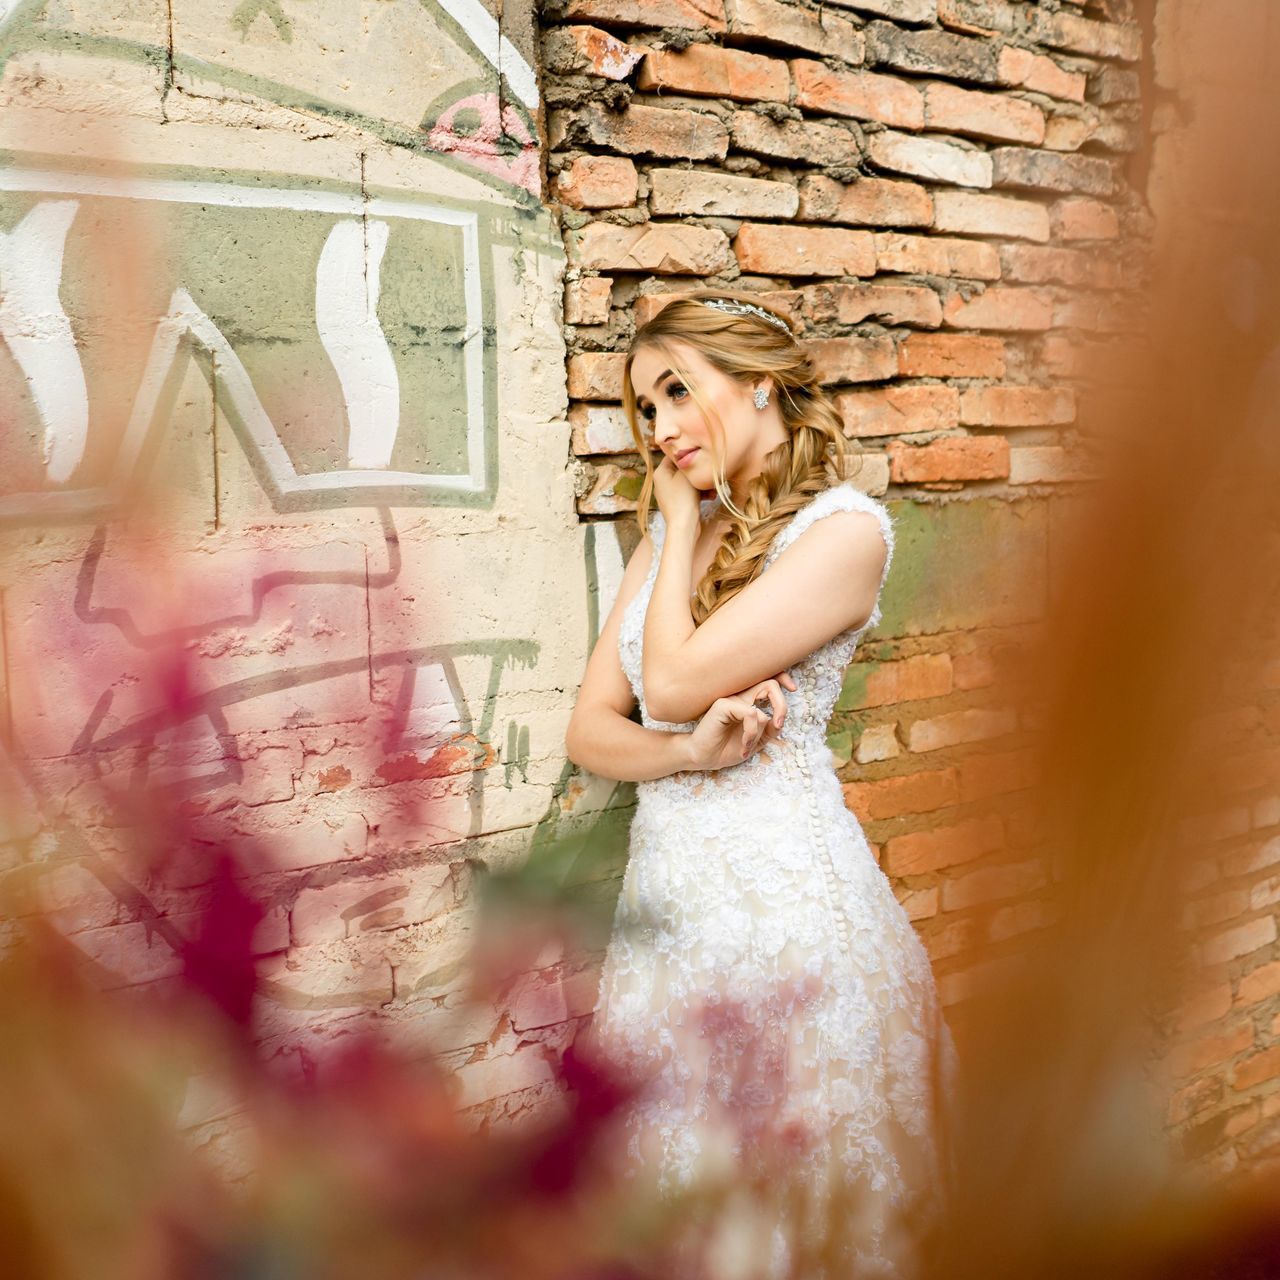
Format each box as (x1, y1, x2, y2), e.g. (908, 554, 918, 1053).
(622, 286, 866, 625)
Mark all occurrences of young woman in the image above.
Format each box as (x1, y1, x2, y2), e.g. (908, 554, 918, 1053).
(565, 289, 957, 1279)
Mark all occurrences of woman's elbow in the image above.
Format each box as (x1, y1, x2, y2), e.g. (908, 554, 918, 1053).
(646, 680, 705, 726)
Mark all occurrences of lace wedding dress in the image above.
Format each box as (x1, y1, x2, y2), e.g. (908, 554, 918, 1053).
(586, 482, 959, 1280)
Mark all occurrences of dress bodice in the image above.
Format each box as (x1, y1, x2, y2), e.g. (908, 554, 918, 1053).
(616, 481, 896, 767)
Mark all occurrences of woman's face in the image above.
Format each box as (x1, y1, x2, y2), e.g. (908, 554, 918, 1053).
(630, 341, 760, 495)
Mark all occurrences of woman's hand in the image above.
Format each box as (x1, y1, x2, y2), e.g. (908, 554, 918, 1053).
(682, 672, 799, 773)
(652, 453, 703, 533)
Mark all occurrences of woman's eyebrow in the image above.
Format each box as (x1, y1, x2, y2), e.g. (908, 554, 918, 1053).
(635, 369, 675, 406)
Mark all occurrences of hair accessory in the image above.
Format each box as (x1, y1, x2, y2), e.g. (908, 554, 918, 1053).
(700, 297, 793, 336)
(753, 386, 770, 410)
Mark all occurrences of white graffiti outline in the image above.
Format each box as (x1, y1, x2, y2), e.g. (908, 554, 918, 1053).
(433, 0, 539, 110)
(0, 168, 488, 516)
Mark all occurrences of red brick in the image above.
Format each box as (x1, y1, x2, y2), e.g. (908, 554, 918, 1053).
(860, 653, 954, 706)
(808, 281, 942, 328)
(1009, 446, 1098, 485)
(996, 45, 1086, 103)
(923, 81, 1045, 145)
(1168, 1021, 1255, 1078)
(957, 748, 1035, 801)
(897, 332, 1006, 378)
(923, 915, 979, 962)
(649, 168, 798, 217)
(567, 352, 626, 400)
(554, 155, 638, 209)
(941, 857, 1047, 910)
(565, 276, 612, 325)
(959, 385, 1075, 426)
(990, 146, 1115, 196)
(1238, 960, 1280, 1006)
(637, 44, 790, 102)
(727, 0, 864, 63)
(844, 767, 960, 820)
(810, 335, 899, 385)
(905, 705, 1017, 752)
(555, 0, 727, 32)
(888, 435, 1009, 483)
(942, 286, 1053, 331)
(542, 25, 644, 79)
(549, 102, 728, 160)
(838, 0, 935, 22)
(988, 899, 1058, 943)
(873, 232, 1000, 279)
(730, 110, 859, 165)
(797, 174, 933, 227)
(735, 223, 875, 276)
(952, 648, 997, 690)
(999, 243, 1121, 289)
(837, 384, 959, 437)
(932, 191, 1050, 241)
(570, 221, 730, 274)
(1052, 197, 1120, 241)
(1200, 917, 1277, 966)
(1043, 113, 1098, 152)
(867, 129, 993, 188)
(1029, 9, 1142, 62)
(1231, 1046, 1280, 1092)
(791, 59, 924, 129)
(883, 813, 1005, 876)
(937, 0, 1019, 38)
(1176, 981, 1234, 1032)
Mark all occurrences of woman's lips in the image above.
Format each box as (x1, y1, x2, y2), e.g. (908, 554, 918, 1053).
(675, 447, 700, 468)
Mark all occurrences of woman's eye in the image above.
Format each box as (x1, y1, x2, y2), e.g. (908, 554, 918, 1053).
(667, 382, 688, 402)
(639, 404, 655, 422)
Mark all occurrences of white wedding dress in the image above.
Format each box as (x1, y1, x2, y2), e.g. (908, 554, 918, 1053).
(587, 482, 959, 1280)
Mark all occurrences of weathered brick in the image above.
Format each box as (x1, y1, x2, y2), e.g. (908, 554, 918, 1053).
(637, 43, 790, 102)
(952, 648, 996, 690)
(1042, 110, 1099, 153)
(896, 884, 939, 920)
(1239, 960, 1280, 1006)
(567, 352, 626, 400)
(888, 435, 1010, 482)
(960, 385, 1075, 426)
(932, 191, 1050, 241)
(554, 154, 639, 209)
(942, 286, 1053, 331)
(942, 857, 1047, 910)
(996, 45, 1086, 103)
(565, 276, 613, 325)
(730, 109, 860, 164)
(810, 335, 899, 384)
(726, 0, 864, 62)
(542, 25, 645, 79)
(882, 813, 1004, 876)
(937, 0, 1019, 37)
(958, 746, 1035, 800)
(1201, 917, 1277, 967)
(864, 19, 1000, 84)
(856, 723, 901, 764)
(1000, 243, 1121, 289)
(736, 223, 875, 276)
(291, 864, 454, 946)
(575, 459, 646, 514)
(826, 0, 936, 23)
(551, 0, 727, 32)
(816, 281, 943, 328)
(550, 102, 729, 160)
(905, 705, 1017, 752)
(988, 899, 1058, 943)
(1232, 1046, 1280, 1093)
(569, 402, 634, 454)
(1008, 445, 1098, 485)
(1029, 9, 1142, 62)
(1051, 197, 1120, 241)
(837, 384, 960, 437)
(1089, 66, 1141, 106)
(990, 146, 1116, 196)
(873, 232, 1000, 279)
(1176, 981, 1235, 1032)
(898, 331, 1005, 378)
(570, 221, 730, 274)
(845, 767, 960, 820)
(923, 82, 1045, 145)
(797, 174, 933, 227)
(791, 59, 924, 129)
(649, 168, 798, 217)
(866, 129, 993, 188)
(853, 653, 954, 707)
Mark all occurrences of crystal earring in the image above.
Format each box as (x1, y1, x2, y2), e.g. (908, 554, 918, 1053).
(753, 386, 770, 411)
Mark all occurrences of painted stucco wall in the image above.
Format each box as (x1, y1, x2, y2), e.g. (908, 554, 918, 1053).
(0, 1, 598, 1118)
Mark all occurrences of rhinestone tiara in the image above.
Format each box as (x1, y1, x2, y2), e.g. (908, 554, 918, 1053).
(699, 297, 793, 337)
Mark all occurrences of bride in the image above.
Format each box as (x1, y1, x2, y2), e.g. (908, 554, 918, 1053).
(564, 289, 958, 1279)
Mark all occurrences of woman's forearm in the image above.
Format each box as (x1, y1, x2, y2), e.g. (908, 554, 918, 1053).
(565, 704, 695, 782)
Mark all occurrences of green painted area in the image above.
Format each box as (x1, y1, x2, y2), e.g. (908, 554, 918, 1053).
(229, 0, 301, 42)
(825, 726, 853, 767)
(613, 472, 644, 502)
(879, 498, 1047, 637)
(834, 660, 877, 714)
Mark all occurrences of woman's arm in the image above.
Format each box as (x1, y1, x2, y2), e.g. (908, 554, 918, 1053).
(564, 530, 697, 783)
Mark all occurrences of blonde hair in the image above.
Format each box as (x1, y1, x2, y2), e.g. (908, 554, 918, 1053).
(622, 286, 862, 625)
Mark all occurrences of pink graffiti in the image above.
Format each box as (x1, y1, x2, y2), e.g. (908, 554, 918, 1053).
(426, 93, 539, 197)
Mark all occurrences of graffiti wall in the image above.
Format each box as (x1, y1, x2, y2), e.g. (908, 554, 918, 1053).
(0, 1, 608, 1120)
